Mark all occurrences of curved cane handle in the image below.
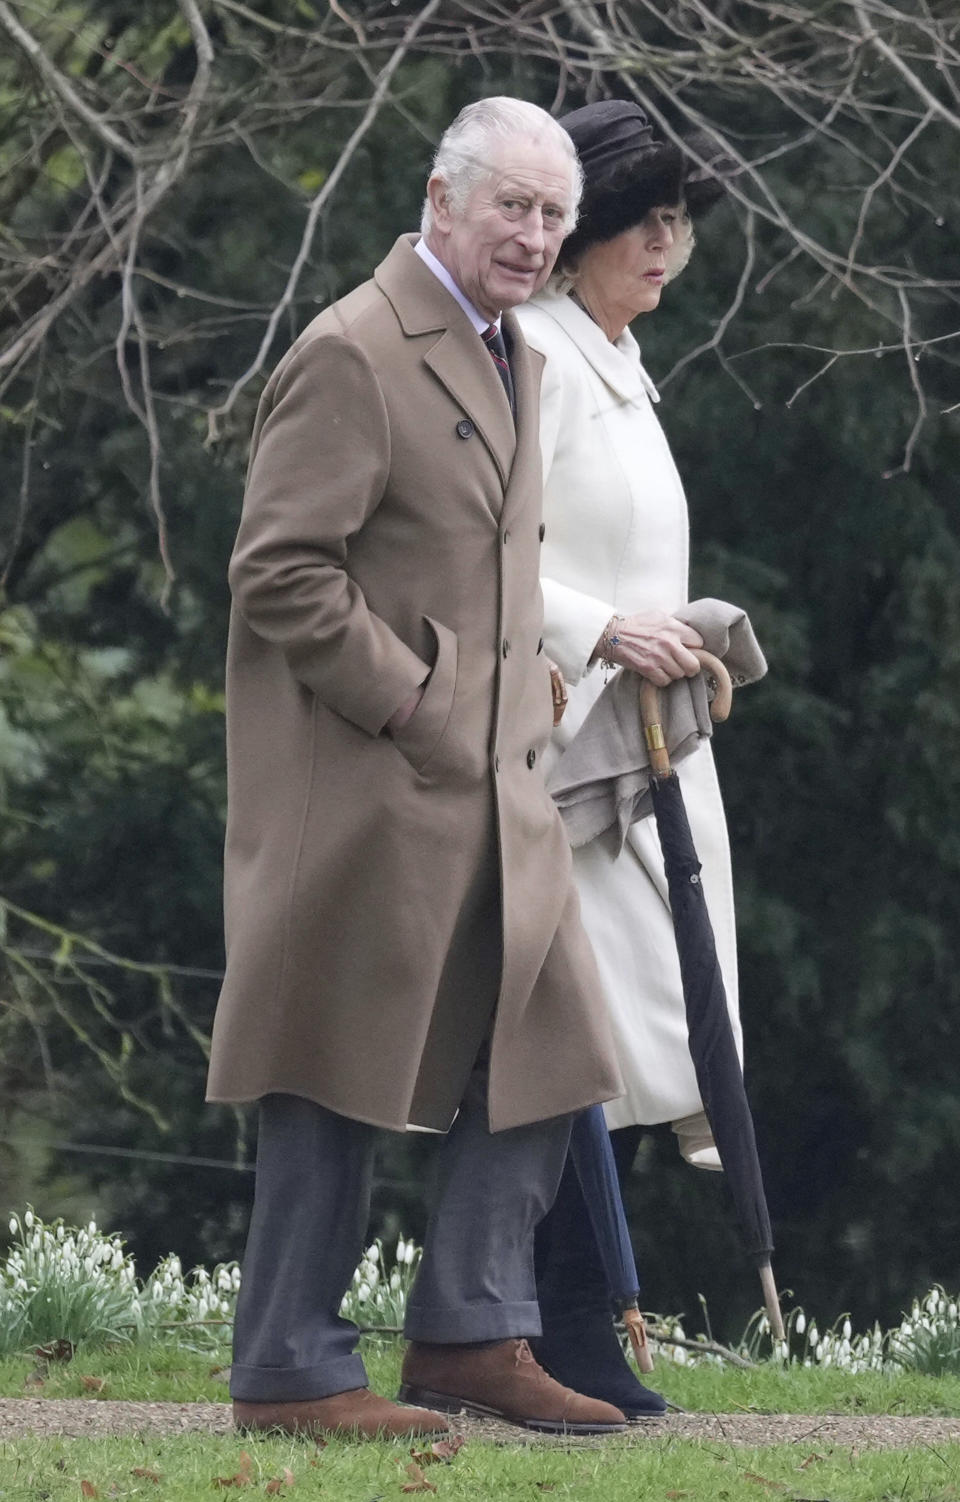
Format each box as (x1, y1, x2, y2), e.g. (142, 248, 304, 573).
(639, 649, 734, 778)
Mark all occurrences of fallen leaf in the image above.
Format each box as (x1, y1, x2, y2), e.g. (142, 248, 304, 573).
(743, 1473, 787, 1492)
(35, 1339, 74, 1362)
(131, 1468, 161, 1482)
(798, 1454, 827, 1470)
(80, 1484, 98, 1499)
(213, 1453, 254, 1489)
(409, 1437, 465, 1466)
(265, 1470, 295, 1494)
(400, 1460, 437, 1494)
(81, 1376, 105, 1393)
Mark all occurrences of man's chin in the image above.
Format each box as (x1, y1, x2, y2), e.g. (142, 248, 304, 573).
(494, 269, 545, 309)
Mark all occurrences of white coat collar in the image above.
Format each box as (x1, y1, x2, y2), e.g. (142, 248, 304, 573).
(526, 289, 661, 406)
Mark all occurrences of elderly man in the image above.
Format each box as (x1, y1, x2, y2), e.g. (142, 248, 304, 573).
(207, 97, 625, 1441)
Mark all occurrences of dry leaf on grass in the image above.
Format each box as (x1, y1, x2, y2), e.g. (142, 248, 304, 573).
(798, 1454, 827, 1469)
(80, 1483, 98, 1499)
(212, 1451, 255, 1488)
(131, 1468, 161, 1483)
(265, 1469, 295, 1494)
(400, 1460, 437, 1494)
(35, 1339, 74, 1362)
(743, 1473, 787, 1491)
(81, 1376, 106, 1393)
(409, 1438, 465, 1466)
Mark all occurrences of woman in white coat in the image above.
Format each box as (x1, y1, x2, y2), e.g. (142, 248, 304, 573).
(517, 101, 739, 1418)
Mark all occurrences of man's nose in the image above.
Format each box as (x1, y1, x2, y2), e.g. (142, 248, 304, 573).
(515, 208, 547, 252)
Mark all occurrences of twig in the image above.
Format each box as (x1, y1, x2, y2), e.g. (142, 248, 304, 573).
(206, 0, 444, 438)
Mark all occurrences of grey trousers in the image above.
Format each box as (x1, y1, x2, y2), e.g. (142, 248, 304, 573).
(230, 1065, 573, 1402)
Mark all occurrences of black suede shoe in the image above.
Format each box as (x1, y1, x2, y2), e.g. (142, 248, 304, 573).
(531, 1312, 668, 1420)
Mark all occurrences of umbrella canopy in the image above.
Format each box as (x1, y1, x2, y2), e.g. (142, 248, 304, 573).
(569, 1104, 653, 1371)
(641, 651, 784, 1340)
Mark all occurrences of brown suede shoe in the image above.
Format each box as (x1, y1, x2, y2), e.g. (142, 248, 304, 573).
(234, 1387, 449, 1440)
(398, 1338, 627, 1434)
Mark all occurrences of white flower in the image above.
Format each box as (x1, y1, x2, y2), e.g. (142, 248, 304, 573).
(8, 1218, 17, 1236)
(357, 1285, 369, 1303)
(366, 1244, 379, 1264)
(842, 1319, 852, 1339)
(397, 1238, 407, 1263)
(24, 1210, 33, 1229)
(795, 1312, 806, 1335)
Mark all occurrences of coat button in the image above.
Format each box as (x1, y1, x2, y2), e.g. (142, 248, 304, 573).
(456, 418, 474, 439)
(538, 523, 546, 541)
(536, 638, 543, 655)
(526, 749, 537, 769)
(502, 638, 510, 658)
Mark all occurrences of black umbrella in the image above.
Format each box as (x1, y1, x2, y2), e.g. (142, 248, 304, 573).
(639, 649, 785, 1341)
(569, 1103, 654, 1372)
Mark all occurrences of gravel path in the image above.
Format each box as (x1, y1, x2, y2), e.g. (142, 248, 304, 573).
(2, 1400, 959, 1449)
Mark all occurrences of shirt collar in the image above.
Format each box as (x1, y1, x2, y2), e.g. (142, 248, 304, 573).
(415, 238, 500, 335)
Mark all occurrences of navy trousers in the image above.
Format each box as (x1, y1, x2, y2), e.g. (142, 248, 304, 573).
(230, 1065, 573, 1402)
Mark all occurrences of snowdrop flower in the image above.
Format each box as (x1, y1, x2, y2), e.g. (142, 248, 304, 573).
(8, 1218, 17, 1236)
(366, 1244, 379, 1264)
(24, 1210, 33, 1229)
(397, 1238, 407, 1263)
(357, 1285, 369, 1303)
(795, 1312, 806, 1335)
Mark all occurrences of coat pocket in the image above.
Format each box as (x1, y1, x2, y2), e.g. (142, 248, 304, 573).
(390, 616, 459, 775)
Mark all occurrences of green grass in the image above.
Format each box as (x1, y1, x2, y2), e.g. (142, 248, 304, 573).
(1, 1431, 960, 1502)
(3, 1335, 960, 1416)
(3, 1337, 960, 1500)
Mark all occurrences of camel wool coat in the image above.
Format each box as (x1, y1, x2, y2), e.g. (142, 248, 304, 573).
(207, 236, 623, 1135)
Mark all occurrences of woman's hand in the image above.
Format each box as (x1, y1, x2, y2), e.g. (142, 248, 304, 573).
(597, 610, 703, 686)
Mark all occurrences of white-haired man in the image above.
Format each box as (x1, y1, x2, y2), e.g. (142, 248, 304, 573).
(208, 97, 626, 1441)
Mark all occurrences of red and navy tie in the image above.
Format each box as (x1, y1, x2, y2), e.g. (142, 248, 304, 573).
(481, 322, 516, 418)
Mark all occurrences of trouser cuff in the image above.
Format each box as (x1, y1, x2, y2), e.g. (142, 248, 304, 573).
(403, 1299, 541, 1344)
(229, 1353, 367, 1402)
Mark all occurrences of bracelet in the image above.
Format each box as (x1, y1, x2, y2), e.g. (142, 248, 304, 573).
(599, 614, 624, 673)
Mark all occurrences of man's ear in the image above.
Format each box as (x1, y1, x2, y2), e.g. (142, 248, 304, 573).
(426, 173, 454, 232)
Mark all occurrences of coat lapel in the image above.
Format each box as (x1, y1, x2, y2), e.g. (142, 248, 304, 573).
(529, 290, 661, 408)
(375, 236, 516, 491)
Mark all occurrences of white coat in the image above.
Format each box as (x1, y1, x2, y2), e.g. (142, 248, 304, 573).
(516, 289, 742, 1131)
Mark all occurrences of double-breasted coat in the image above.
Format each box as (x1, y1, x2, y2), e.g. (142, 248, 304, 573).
(516, 290, 742, 1130)
(206, 236, 623, 1134)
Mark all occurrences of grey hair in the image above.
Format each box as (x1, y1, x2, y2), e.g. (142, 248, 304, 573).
(421, 97, 583, 236)
(548, 207, 696, 297)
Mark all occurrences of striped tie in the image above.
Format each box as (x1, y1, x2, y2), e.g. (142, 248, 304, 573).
(481, 322, 516, 418)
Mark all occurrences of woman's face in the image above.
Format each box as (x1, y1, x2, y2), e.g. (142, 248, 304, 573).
(582, 206, 684, 318)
